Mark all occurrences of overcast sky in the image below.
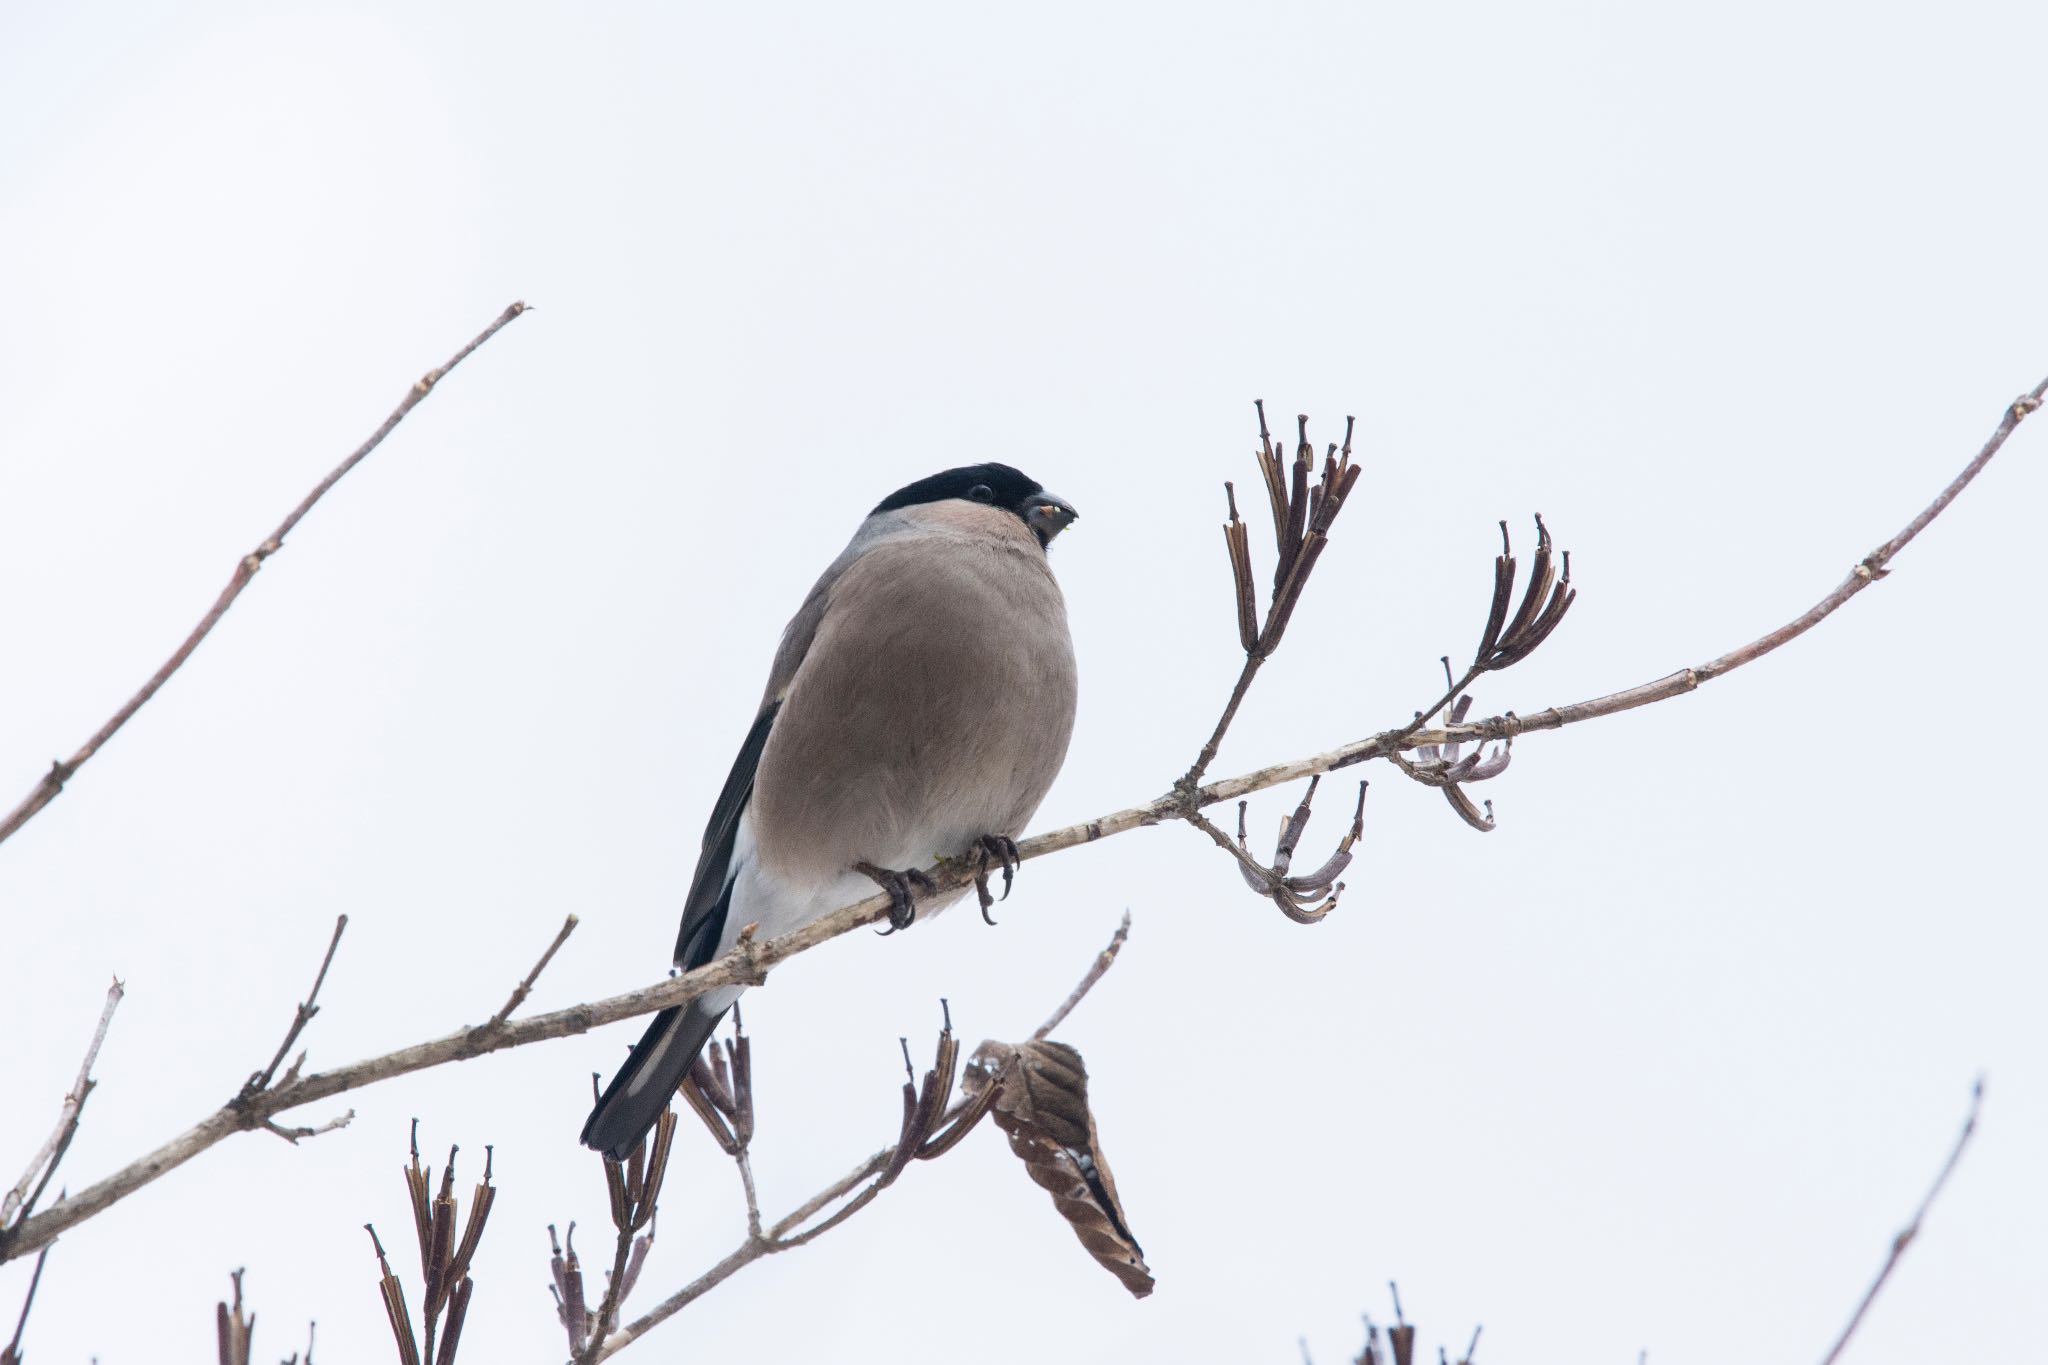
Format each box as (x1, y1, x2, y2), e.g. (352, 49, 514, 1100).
(3, 4, 2045, 1362)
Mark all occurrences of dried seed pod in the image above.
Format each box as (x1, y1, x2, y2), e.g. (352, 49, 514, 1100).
(372, 1130, 494, 1365)
(214, 1269, 254, 1365)
(1472, 516, 1575, 672)
(366, 1224, 422, 1365)
(1219, 406, 1363, 661)
(1353, 1315, 1382, 1365)
(1387, 1283, 1415, 1365)
(1229, 778, 1368, 923)
(447, 1146, 494, 1289)
(680, 1011, 753, 1155)
(1223, 483, 1260, 652)
(1394, 697, 1510, 833)
(878, 1009, 963, 1189)
(403, 1122, 433, 1275)
(437, 1279, 472, 1365)
(548, 1223, 587, 1344)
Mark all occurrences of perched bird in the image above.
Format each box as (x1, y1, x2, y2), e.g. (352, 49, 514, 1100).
(581, 463, 1080, 1159)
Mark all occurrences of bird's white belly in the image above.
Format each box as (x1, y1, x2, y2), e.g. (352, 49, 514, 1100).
(713, 809, 972, 962)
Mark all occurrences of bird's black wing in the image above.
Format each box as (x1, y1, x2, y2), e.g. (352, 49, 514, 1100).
(671, 700, 778, 969)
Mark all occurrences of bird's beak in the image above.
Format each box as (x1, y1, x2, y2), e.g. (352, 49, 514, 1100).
(1023, 491, 1079, 546)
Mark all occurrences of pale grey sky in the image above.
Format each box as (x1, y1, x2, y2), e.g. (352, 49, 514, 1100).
(3, 4, 2044, 1362)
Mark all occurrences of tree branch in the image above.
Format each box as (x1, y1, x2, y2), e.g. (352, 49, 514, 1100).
(1424, 378, 2046, 752)
(237, 915, 348, 1104)
(1, 1246, 49, 1365)
(2, 976, 123, 1234)
(3, 372, 2036, 1267)
(489, 915, 580, 1030)
(1817, 1078, 1984, 1365)
(1033, 910, 1130, 1040)
(0, 301, 530, 850)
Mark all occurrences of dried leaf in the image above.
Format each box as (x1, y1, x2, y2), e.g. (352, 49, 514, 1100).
(979, 1040, 1153, 1298)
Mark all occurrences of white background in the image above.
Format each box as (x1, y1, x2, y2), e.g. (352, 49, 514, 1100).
(3, 4, 2043, 1362)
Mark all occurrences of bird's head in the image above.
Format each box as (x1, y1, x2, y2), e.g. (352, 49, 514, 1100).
(873, 463, 1079, 548)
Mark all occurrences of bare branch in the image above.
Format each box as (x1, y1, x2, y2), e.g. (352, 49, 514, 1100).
(2, 976, 123, 1232)
(1817, 1078, 1984, 1365)
(1424, 378, 2048, 753)
(0, 301, 531, 850)
(1, 1246, 49, 1365)
(5, 373, 2039, 1266)
(1033, 911, 1131, 1040)
(488, 915, 580, 1030)
(238, 916, 348, 1104)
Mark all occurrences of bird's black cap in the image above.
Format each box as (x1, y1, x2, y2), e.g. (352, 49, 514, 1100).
(873, 463, 1045, 516)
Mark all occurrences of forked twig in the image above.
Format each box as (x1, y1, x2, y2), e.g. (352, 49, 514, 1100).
(238, 916, 348, 1105)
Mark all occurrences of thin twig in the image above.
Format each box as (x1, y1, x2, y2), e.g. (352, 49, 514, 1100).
(1034, 911, 1131, 1040)
(489, 915, 580, 1029)
(0, 301, 531, 850)
(1180, 652, 1268, 795)
(2, 977, 123, 1231)
(1817, 1078, 1984, 1365)
(575, 1228, 637, 1365)
(263, 1110, 356, 1145)
(238, 915, 348, 1103)
(734, 1150, 764, 1243)
(1, 1246, 49, 1365)
(7, 375, 2041, 1267)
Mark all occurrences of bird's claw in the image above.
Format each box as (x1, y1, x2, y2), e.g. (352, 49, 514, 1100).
(857, 861, 939, 934)
(969, 834, 1020, 924)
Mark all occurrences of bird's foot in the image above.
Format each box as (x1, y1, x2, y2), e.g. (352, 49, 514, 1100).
(856, 861, 938, 934)
(967, 834, 1020, 925)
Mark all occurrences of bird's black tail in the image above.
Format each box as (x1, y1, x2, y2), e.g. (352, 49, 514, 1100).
(580, 997, 729, 1160)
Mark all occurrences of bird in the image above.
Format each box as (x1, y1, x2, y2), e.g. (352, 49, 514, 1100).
(581, 462, 1080, 1159)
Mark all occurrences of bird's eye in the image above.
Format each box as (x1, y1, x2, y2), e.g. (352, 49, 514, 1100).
(967, 484, 995, 504)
